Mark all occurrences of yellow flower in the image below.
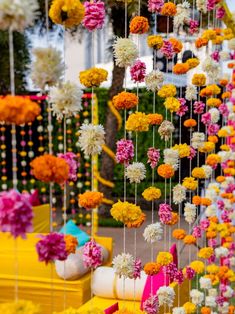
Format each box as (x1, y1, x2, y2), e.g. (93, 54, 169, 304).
(186, 58, 200, 69)
(223, 28, 234, 40)
(158, 84, 177, 98)
(79, 67, 108, 87)
(206, 98, 222, 107)
(110, 200, 143, 225)
(142, 186, 161, 201)
(183, 302, 196, 314)
(156, 252, 173, 266)
(199, 142, 215, 153)
(147, 35, 163, 49)
(220, 144, 230, 151)
(192, 74, 206, 86)
(202, 29, 217, 40)
(172, 143, 190, 158)
(182, 177, 198, 190)
(164, 97, 180, 112)
(190, 260, 205, 274)
(126, 112, 149, 132)
(206, 264, 219, 274)
(49, 0, 85, 28)
(198, 247, 214, 259)
(191, 167, 206, 179)
(0, 300, 40, 314)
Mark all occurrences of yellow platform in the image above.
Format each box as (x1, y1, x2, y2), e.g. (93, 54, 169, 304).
(0, 233, 113, 313)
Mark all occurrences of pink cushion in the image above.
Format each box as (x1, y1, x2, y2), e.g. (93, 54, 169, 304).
(104, 302, 119, 313)
(140, 244, 178, 310)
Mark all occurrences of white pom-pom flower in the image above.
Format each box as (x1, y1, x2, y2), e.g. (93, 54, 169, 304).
(196, 0, 207, 13)
(200, 277, 212, 290)
(113, 37, 138, 67)
(205, 296, 216, 307)
(223, 286, 234, 298)
(215, 247, 229, 258)
(112, 253, 134, 278)
(143, 222, 163, 243)
(78, 123, 105, 156)
(145, 70, 164, 92)
(228, 38, 235, 50)
(163, 148, 179, 170)
(173, 184, 187, 204)
(192, 132, 205, 149)
(49, 81, 83, 119)
(209, 108, 220, 124)
(190, 289, 204, 305)
(202, 165, 212, 178)
(157, 286, 175, 307)
(125, 162, 146, 184)
(185, 85, 197, 101)
(184, 203, 196, 224)
(173, 307, 186, 314)
(205, 205, 217, 217)
(218, 302, 229, 314)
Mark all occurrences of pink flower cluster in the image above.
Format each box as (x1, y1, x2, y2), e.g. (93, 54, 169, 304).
(176, 98, 188, 117)
(36, 233, 67, 264)
(161, 40, 174, 59)
(133, 258, 142, 279)
(0, 189, 33, 238)
(193, 226, 202, 238)
(148, 0, 164, 13)
(116, 139, 134, 165)
(57, 152, 78, 181)
(219, 104, 229, 117)
(82, 239, 102, 269)
(208, 123, 220, 136)
(130, 60, 146, 83)
(216, 7, 225, 19)
(184, 266, 196, 280)
(211, 50, 220, 62)
(193, 101, 205, 114)
(147, 147, 160, 169)
(187, 146, 196, 160)
(83, 0, 105, 31)
(189, 19, 199, 35)
(159, 203, 172, 224)
(207, 0, 216, 11)
(201, 112, 211, 125)
(143, 295, 159, 314)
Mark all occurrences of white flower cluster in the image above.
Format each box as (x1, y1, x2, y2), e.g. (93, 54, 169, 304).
(185, 85, 197, 101)
(190, 289, 204, 305)
(215, 247, 229, 258)
(219, 51, 230, 61)
(145, 70, 164, 92)
(205, 205, 217, 217)
(223, 285, 234, 298)
(184, 202, 196, 224)
(192, 132, 205, 149)
(196, 0, 207, 13)
(218, 302, 229, 314)
(205, 296, 216, 307)
(157, 286, 175, 307)
(143, 222, 163, 243)
(208, 108, 220, 124)
(113, 37, 138, 67)
(173, 1, 190, 30)
(0, 0, 39, 31)
(200, 277, 212, 290)
(173, 184, 187, 204)
(112, 253, 134, 278)
(158, 120, 175, 141)
(125, 162, 146, 184)
(202, 165, 212, 178)
(163, 148, 179, 170)
(173, 307, 186, 314)
(49, 81, 83, 119)
(202, 57, 221, 81)
(78, 123, 105, 156)
(228, 38, 235, 50)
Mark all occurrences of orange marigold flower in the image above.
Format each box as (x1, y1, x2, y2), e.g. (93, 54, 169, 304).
(130, 16, 149, 34)
(222, 91, 231, 99)
(212, 35, 224, 45)
(166, 212, 179, 225)
(147, 113, 163, 125)
(30, 154, 69, 184)
(126, 212, 146, 228)
(64, 234, 78, 254)
(208, 135, 218, 143)
(192, 74, 206, 86)
(157, 164, 175, 179)
(200, 198, 212, 206)
(172, 228, 186, 240)
(206, 154, 221, 167)
(228, 305, 235, 314)
(144, 262, 161, 275)
(160, 2, 177, 16)
(216, 175, 225, 183)
(169, 38, 183, 53)
(78, 191, 103, 209)
(206, 231, 217, 239)
(113, 91, 138, 110)
(192, 195, 201, 206)
(195, 37, 208, 49)
(183, 235, 196, 245)
(186, 58, 200, 69)
(219, 79, 228, 86)
(201, 307, 211, 314)
(173, 63, 189, 74)
(206, 98, 221, 107)
(228, 62, 235, 69)
(208, 216, 218, 223)
(184, 119, 197, 128)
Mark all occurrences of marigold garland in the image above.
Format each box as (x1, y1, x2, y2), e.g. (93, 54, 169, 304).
(157, 164, 175, 179)
(110, 200, 143, 225)
(164, 97, 181, 112)
(147, 35, 164, 49)
(160, 2, 177, 16)
(78, 191, 103, 209)
(169, 38, 183, 53)
(144, 262, 161, 275)
(186, 58, 200, 69)
(156, 252, 173, 266)
(184, 119, 197, 128)
(147, 113, 163, 125)
(172, 228, 186, 240)
(182, 177, 198, 190)
(64, 235, 78, 254)
(173, 63, 189, 74)
(158, 84, 177, 98)
(142, 186, 161, 201)
(192, 74, 206, 86)
(112, 92, 138, 110)
(129, 16, 149, 34)
(79, 67, 108, 87)
(126, 112, 149, 132)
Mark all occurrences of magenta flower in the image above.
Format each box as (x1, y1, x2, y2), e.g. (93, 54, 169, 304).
(0, 189, 33, 239)
(82, 239, 102, 269)
(216, 296, 226, 306)
(200, 219, 210, 230)
(207, 123, 220, 135)
(221, 210, 231, 223)
(176, 98, 188, 117)
(116, 139, 134, 165)
(211, 50, 220, 62)
(201, 112, 211, 125)
(193, 101, 205, 114)
(160, 40, 174, 59)
(192, 226, 202, 238)
(216, 7, 225, 19)
(189, 19, 199, 35)
(207, 0, 216, 11)
(57, 152, 78, 181)
(130, 60, 146, 83)
(147, 147, 160, 169)
(217, 200, 224, 210)
(143, 295, 159, 314)
(83, 0, 105, 31)
(226, 83, 234, 92)
(184, 266, 196, 280)
(148, 0, 164, 13)
(208, 238, 217, 248)
(208, 254, 216, 263)
(36, 233, 67, 264)
(187, 146, 196, 160)
(174, 269, 184, 284)
(219, 104, 229, 117)
(164, 262, 177, 281)
(159, 203, 172, 224)
(133, 258, 142, 279)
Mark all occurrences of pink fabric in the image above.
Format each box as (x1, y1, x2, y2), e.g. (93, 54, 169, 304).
(140, 244, 177, 310)
(104, 302, 119, 313)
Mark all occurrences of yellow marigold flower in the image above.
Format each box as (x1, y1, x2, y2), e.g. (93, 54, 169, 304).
(199, 142, 215, 153)
(126, 112, 149, 132)
(172, 143, 190, 158)
(206, 264, 219, 274)
(192, 167, 206, 179)
(142, 186, 161, 201)
(110, 200, 143, 225)
(216, 175, 225, 183)
(156, 252, 173, 266)
(190, 260, 205, 274)
(147, 35, 163, 49)
(206, 98, 222, 107)
(206, 154, 221, 167)
(186, 58, 200, 69)
(49, 0, 85, 28)
(169, 38, 183, 53)
(183, 302, 196, 314)
(164, 97, 181, 112)
(202, 29, 217, 40)
(198, 247, 214, 259)
(158, 84, 177, 98)
(183, 235, 196, 244)
(182, 177, 198, 191)
(208, 135, 218, 143)
(79, 67, 108, 87)
(220, 144, 230, 151)
(223, 28, 234, 40)
(192, 74, 206, 86)
(212, 35, 224, 45)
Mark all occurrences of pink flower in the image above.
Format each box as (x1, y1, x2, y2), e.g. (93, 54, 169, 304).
(216, 296, 226, 306)
(184, 266, 196, 280)
(189, 19, 199, 35)
(161, 40, 174, 59)
(193, 101, 205, 114)
(83, 0, 105, 31)
(208, 254, 216, 263)
(164, 262, 177, 281)
(133, 258, 142, 279)
(217, 200, 224, 210)
(221, 210, 231, 223)
(207, 0, 216, 11)
(226, 83, 234, 92)
(216, 7, 225, 19)
(176, 98, 188, 116)
(82, 239, 102, 269)
(0, 189, 33, 238)
(211, 50, 220, 62)
(192, 226, 202, 238)
(207, 123, 220, 135)
(57, 152, 78, 181)
(23, 189, 40, 206)
(143, 295, 159, 314)
(36, 233, 67, 264)
(225, 183, 235, 193)
(116, 139, 134, 165)
(200, 219, 210, 230)
(147, 147, 160, 169)
(174, 269, 184, 284)
(208, 238, 217, 248)
(201, 112, 211, 125)
(148, 0, 164, 13)
(187, 146, 196, 160)
(130, 60, 146, 83)
(219, 104, 229, 117)
(159, 203, 172, 224)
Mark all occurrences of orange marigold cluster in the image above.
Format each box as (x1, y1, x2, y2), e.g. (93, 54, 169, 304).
(126, 212, 146, 228)
(166, 212, 179, 225)
(192, 74, 206, 86)
(172, 228, 186, 240)
(173, 63, 189, 75)
(147, 113, 163, 125)
(169, 38, 183, 53)
(183, 235, 196, 244)
(64, 234, 78, 254)
(113, 92, 138, 110)
(157, 164, 175, 179)
(0, 95, 41, 125)
(160, 2, 177, 16)
(130, 16, 149, 34)
(184, 119, 197, 128)
(78, 191, 103, 209)
(195, 37, 208, 49)
(30, 154, 69, 184)
(144, 262, 161, 275)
